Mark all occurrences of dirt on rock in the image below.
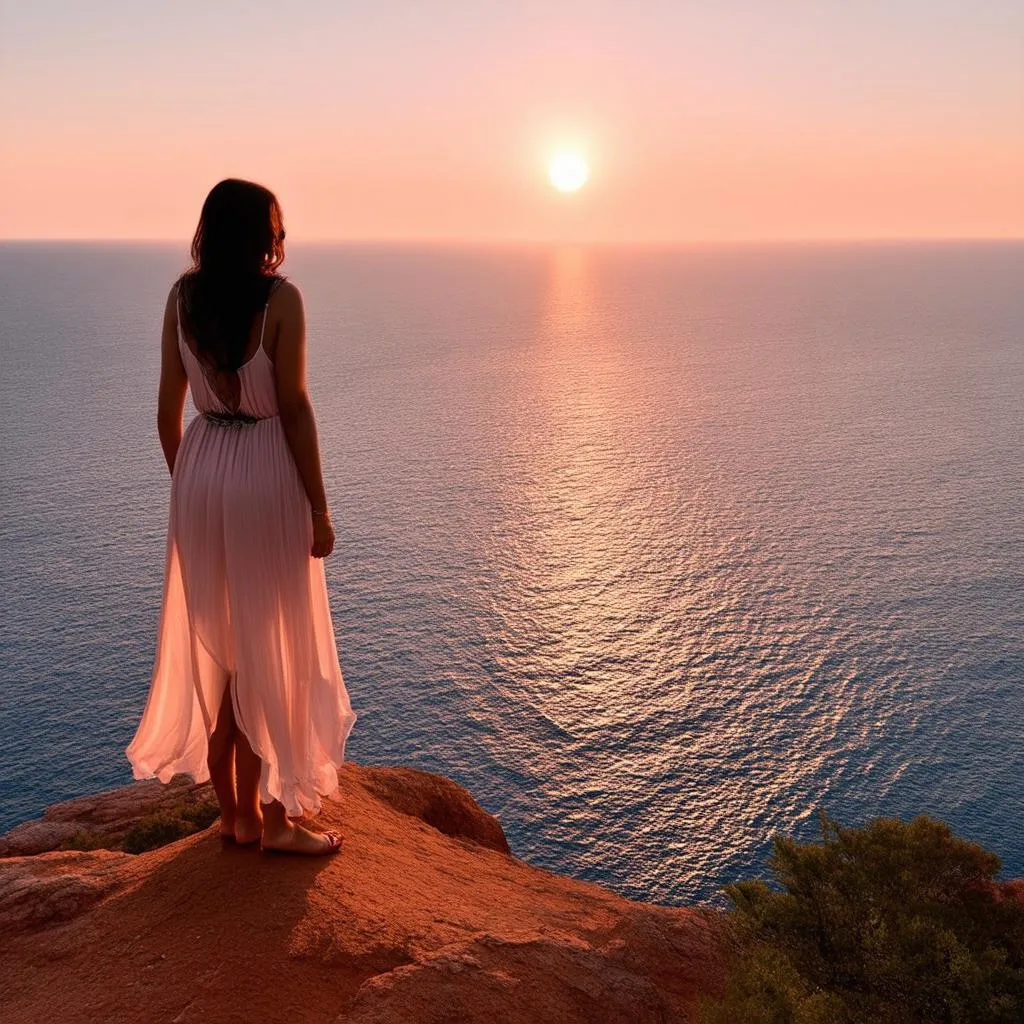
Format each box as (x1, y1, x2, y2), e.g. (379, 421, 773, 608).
(0, 764, 722, 1024)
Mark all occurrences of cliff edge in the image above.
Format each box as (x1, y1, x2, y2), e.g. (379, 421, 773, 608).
(0, 764, 722, 1023)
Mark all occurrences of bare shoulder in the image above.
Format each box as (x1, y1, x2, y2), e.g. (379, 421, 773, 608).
(267, 279, 305, 364)
(270, 281, 305, 358)
(273, 278, 304, 310)
(163, 279, 182, 324)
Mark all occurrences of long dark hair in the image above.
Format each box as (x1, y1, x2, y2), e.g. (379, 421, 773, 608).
(177, 179, 286, 371)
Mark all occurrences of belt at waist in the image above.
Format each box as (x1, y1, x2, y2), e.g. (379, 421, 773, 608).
(201, 411, 275, 427)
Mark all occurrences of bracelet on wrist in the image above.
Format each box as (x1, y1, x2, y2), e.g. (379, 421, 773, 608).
(311, 507, 330, 518)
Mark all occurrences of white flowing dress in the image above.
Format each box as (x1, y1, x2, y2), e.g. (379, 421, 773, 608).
(126, 280, 357, 816)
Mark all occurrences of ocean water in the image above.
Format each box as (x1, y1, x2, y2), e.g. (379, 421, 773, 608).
(0, 241, 1021, 905)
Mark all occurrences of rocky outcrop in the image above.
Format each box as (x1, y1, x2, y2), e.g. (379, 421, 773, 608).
(0, 765, 511, 860)
(350, 764, 511, 855)
(0, 849, 134, 932)
(0, 764, 722, 1024)
(0, 776, 209, 857)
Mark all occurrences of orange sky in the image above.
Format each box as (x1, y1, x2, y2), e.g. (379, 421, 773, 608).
(2, 1, 1022, 243)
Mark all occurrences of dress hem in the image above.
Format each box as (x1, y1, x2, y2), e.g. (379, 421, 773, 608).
(125, 707, 358, 820)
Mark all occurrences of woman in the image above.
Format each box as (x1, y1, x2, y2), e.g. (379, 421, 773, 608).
(126, 179, 357, 855)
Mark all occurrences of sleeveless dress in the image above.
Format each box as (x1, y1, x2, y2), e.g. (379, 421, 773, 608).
(126, 279, 357, 817)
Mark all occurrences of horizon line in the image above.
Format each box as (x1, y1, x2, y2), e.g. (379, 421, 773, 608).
(2, 235, 1022, 249)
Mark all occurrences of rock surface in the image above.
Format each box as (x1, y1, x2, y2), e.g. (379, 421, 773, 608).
(0, 764, 722, 1024)
(0, 776, 210, 857)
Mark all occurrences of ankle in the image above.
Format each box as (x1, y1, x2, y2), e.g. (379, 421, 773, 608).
(260, 800, 290, 834)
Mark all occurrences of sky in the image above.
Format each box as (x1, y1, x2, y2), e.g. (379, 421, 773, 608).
(2, 0, 1022, 243)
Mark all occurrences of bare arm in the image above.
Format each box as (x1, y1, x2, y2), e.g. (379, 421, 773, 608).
(272, 282, 335, 558)
(157, 285, 188, 474)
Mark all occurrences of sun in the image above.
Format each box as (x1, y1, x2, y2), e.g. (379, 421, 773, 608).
(548, 151, 590, 193)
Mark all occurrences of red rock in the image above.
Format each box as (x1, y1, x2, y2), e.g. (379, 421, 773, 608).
(0, 776, 209, 857)
(0, 850, 133, 932)
(346, 763, 512, 854)
(0, 765, 722, 1023)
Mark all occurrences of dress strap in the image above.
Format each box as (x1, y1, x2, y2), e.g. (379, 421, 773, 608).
(175, 281, 185, 349)
(259, 277, 283, 349)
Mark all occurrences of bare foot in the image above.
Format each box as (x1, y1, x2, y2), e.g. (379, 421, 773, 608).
(260, 822, 342, 856)
(234, 813, 263, 846)
(218, 813, 236, 841)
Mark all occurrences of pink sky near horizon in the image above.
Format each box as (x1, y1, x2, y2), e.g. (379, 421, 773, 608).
(2, 1, 1022, 243)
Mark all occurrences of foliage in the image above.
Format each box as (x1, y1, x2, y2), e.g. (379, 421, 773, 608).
(60, 830, 108, 852)
(121, 799, 221, 854)
(702, 813, 1024, 1024)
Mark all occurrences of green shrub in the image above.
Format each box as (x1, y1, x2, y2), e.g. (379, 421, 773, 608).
(702, 814, 1024, 1024)
(60, 830, 108, 852)
(121, 799, 221, 854)
(178, 799, 222, 831)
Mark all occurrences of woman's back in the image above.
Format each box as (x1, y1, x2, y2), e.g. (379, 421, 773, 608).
(176, 277, 282, 419)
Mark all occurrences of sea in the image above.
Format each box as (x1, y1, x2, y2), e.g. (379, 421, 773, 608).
(1, 240, 1021, 906)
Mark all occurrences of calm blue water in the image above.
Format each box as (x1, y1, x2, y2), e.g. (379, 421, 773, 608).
(1, 241, 1021, 904)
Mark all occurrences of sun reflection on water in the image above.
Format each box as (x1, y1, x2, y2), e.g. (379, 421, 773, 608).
(493, 247, 651, 725)
(474, 246, 883, 901)
(4, 244, 1010, 906)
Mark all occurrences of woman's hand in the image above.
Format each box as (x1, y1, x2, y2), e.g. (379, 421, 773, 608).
(311, 511, 335, 559)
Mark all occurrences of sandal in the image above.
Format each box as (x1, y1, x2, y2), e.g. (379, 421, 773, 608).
(260, 828, 343, 856)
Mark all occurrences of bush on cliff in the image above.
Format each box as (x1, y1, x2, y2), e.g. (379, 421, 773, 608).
(60, 799, 221, 854)
(702, 813, 1024, 1024)
(121, 800, 221, 854)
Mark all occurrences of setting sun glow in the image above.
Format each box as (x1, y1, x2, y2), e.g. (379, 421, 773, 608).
(2, 5, 1022, 241)
(548, 152, 590, 193)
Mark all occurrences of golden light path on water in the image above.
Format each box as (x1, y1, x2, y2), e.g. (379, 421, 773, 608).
(473, 246, 874, 897)
(2, 242, 1020, 905)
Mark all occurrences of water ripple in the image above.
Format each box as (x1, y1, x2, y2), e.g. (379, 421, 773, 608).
(1, 241, 1022, 904)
